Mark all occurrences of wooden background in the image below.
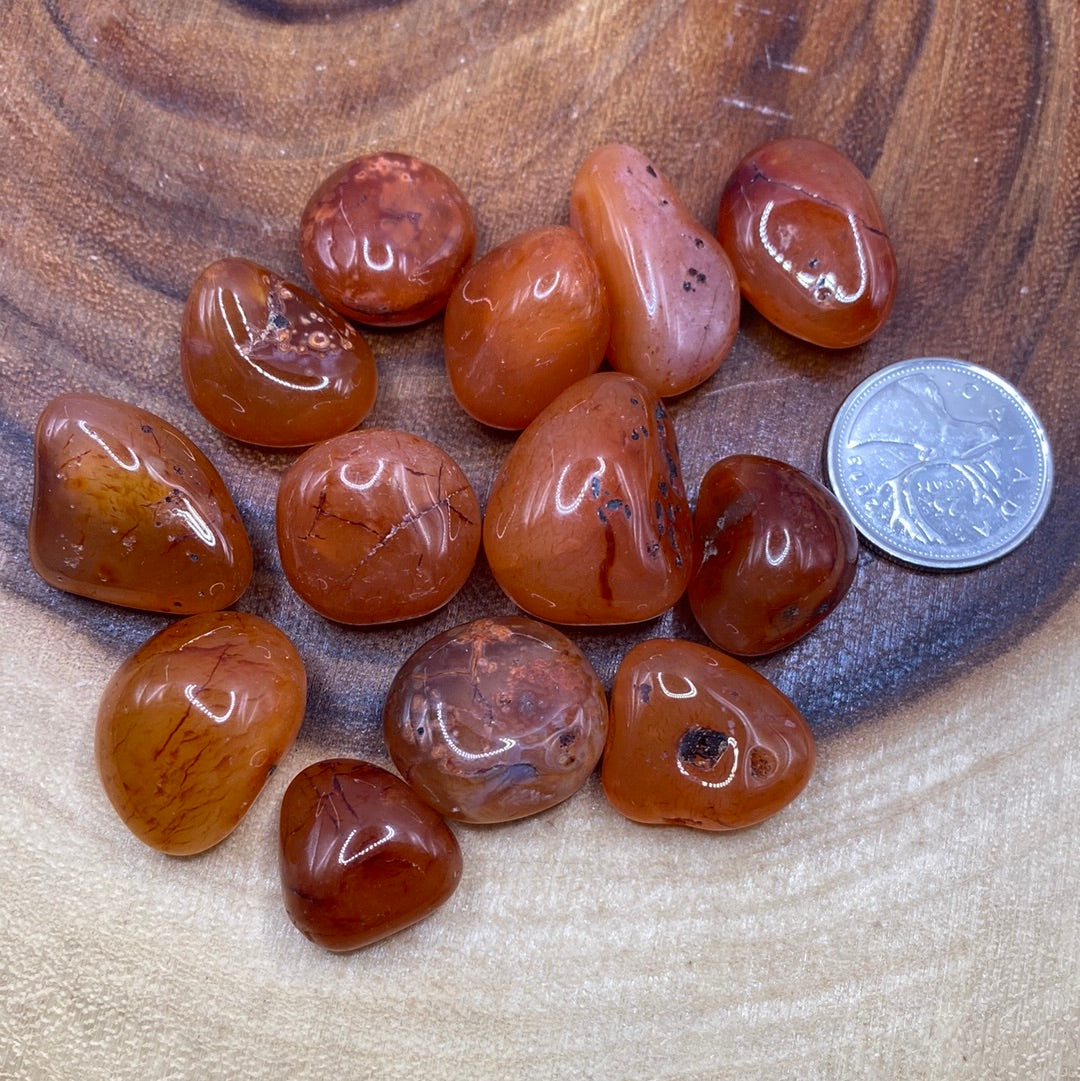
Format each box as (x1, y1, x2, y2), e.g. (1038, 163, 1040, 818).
(1, 1, 1077, 1079)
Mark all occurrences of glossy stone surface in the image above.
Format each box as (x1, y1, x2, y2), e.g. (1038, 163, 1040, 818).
(569, 143, 739, 397)
(298, 151, 475, 327)
(383, 616, 608, 823)
(276, 428, 481, 625)
(602, 638, 816, 830)
(96, 611, 307, 855)
(443, 225, 610, 430)
(29, 393, 253, 613)
(180, 257, 377, 448)
(279, 758, 463, 951)
(716, 137, 898, 348)
(483, 372, 692, 625)
(689, 455, 859, 657)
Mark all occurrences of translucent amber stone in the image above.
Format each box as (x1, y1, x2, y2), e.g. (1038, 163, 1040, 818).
(180, 257, 377, 448)
(483, 372, 692, 625)
(688, 455, 859, 656)
(569, 143, 739, 397)
(602, 638, 816, 830)
(443, 225, 609, 429)
(298, 151, 475, 327)
(276, 428, 481, 625)
(383, 616, 608, 823)
(96, 611, 307, 855)
(279, 758, 463, 951)
(716, 137, 897, 348)
(28, 393, 252, 613)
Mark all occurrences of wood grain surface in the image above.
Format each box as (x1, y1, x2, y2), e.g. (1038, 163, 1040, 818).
(1, 1, 1077, 1079)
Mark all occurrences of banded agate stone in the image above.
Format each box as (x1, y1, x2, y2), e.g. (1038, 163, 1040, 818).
(384, 616, 608, 823)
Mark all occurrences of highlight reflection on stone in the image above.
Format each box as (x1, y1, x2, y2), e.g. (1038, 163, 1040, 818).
(96, 611, 307, 855)
(279, 758, 463, 951)
(29, 393, 252, 614)
(602, 638, 815, 830)
(384, 616, 608, 823)
(716, 137, 897, 348)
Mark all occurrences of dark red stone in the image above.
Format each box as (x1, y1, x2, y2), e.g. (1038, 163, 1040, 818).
(298, 151, 475, 327)
(689, 454, 859, 656)
(279, 758, 463, 951)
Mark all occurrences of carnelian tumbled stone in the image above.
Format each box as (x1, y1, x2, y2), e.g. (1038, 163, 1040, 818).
(276, 428, 481, 625)
(443, 225, 610, 429)
(569, 143, 739, 397)
(96, 611, 307, 855)
(383, 616, 608, 823)
(299, 151, 475, 327)
(279, 758, 463, 951)
(602, 639, 816, 830)
(689, 455, 859, 657)
(483, 372, 692, 625)
(29, 393, 252, 613)
(180, 257, 377, 448)
(716, 137, 897, 348)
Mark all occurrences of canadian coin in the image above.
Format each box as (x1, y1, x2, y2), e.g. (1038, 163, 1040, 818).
(826, 357, 1053, 570)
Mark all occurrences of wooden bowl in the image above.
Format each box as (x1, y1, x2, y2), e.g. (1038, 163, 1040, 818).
(1, 1, 1076, 1077)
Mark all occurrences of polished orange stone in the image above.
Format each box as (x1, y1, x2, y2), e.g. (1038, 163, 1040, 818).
(96, 611, 307, 855)
(569, 143, 739, 397)
(298, 151, 475, 327)
(602, 638, 816, 830)
(443, 225, 609, 429)
(383, 616, 608, 823)
(689, 455, 859, 656)
(276, 428, 481, 625)
(28, 393, 252, 613)
(279, 758, 463, 951)
(483, 372, 693, 625)
(716, 137, 898, 348)
(180, 257, 377, 448)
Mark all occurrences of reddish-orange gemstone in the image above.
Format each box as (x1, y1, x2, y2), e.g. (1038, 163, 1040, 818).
(298, 151, 475, 327)
(716, 137, 897, 348)
(602, 638, 816, 830)
(443, 225, 610, 430)
(276, 428, 481, 625)
(483, 372, 692, 625)
(569, 143, 739, 397)
(180, 257, 377, 448)
(689, 455, 859, 656)
(28, 393, 252, 614)
(383, 616, 608, 823)
(96, 611, 307, 855)
(279, 758, 463, 951)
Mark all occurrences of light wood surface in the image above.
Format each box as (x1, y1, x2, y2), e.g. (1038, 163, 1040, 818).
(1, 1, 1077, 1079)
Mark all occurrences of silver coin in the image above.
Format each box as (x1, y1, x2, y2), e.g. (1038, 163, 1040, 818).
(826, 357, 1053, 569)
